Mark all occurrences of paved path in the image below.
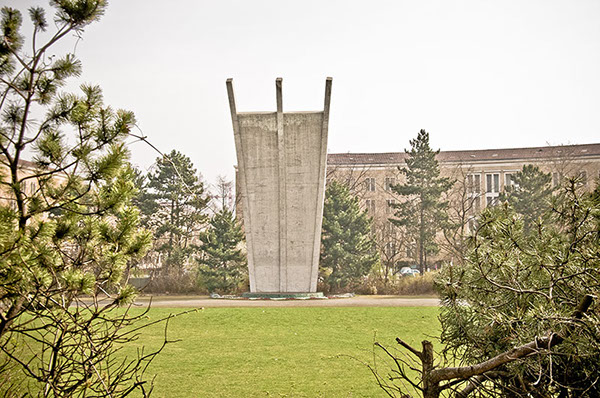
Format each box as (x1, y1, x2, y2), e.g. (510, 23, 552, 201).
(130, 295, 440, 308)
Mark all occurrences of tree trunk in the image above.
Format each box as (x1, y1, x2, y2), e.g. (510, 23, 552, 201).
(419, 203, 425, 274)
(421, 340, 442, 398)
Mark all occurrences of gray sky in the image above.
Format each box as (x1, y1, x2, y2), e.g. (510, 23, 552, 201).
(12, 0, 600, 186)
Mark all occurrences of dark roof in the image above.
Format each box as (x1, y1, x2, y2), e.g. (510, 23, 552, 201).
(18, 159, 38, 168)
(327, 143, 600, 166)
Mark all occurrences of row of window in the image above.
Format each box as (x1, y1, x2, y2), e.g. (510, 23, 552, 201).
(368, 173, 524, 194)
(347, 168, 596, 197)
(553, 171, 588, 187)
(364, 177, 396, 192)
(466, 173, 516, 194)
(362, 169, 594, 214)
(467, 170, 591, 194)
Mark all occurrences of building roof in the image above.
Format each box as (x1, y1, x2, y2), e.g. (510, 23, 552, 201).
(327, 143, 600, 166)
(0, 158, 39, 169)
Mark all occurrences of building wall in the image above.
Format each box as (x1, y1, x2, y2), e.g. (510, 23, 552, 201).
(326, 143, 600, 266)
(0, 160, 42, 210)
(1, 159, 70, 224)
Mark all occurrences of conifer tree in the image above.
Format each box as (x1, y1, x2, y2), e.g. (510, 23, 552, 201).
(196, 178, 246, 294)
(375, 180, 600, 398)
(197, 207, 247, 294)
(320, 180, 380, 292)
(498, 164, 553, 232)
(0, 2, 167, 395)
(144, 150, 209, 273)
(390, 129, 453, 273)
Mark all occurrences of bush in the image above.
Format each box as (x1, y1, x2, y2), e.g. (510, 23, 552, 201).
(393, 272, 436, 295)
(320, 272, 437, 296)
(196, 272, 249, 296)
(142, 271, 202, 295)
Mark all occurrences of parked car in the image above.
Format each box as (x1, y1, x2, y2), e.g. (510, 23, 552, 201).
(399, 267, 420, 277)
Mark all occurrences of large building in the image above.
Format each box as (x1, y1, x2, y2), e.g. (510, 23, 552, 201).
(326, 143, 600, 267)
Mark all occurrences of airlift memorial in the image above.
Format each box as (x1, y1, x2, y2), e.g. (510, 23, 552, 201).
(227, 78, 332, 296)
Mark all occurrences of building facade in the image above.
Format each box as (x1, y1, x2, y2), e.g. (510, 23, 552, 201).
(326, 143, 600, 268)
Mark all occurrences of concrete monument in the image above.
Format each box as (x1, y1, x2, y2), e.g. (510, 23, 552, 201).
(227, 78, 332, 294)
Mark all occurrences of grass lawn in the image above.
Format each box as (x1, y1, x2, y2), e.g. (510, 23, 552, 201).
(123, 306, 440, 397)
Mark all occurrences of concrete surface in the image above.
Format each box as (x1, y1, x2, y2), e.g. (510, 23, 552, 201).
(227, 78, 332, 293)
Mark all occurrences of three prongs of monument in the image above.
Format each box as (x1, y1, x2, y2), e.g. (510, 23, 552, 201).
(226, 78, 332, 294)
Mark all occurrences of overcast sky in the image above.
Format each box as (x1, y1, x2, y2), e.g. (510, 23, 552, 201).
(12, 0, 600, 186)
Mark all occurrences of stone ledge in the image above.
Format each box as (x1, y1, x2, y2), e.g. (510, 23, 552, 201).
(241, 292, 326, 300)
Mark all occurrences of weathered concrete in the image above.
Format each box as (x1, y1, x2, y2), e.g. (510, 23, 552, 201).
(227, 78, 332, 293)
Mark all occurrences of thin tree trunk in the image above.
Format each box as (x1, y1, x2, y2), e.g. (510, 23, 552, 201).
(419, 201, 425, 274)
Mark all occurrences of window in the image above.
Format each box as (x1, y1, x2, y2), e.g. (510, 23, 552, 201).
(485, 173, 500, 206)
(466, 174, 482, 213)
(365, 177, 376, 192)
(505, 173, 517, 189)
(384, 177, 396, 191)
(365, 199, 376, 214)
(466, 174, 481, 194)
(386, 199, 396, 214)
(486, 173, 500, 193)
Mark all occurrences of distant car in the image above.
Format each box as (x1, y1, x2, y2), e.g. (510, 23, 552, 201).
(399, 267, 420, 277)
(399, 267, 411, 275)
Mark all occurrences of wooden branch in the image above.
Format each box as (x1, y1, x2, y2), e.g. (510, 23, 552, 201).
(396, 337, 423, 361)
(431, 333, 560, 384)
(453, 375, 486, 398)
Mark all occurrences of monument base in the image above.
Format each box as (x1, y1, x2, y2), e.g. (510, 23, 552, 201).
(241, 292, 325, 299)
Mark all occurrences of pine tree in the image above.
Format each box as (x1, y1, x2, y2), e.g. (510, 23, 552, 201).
(375, 180, 600, 398)
(0, 2, 163, 395)
(320, 180, 380, 292)
(144, 150, 209, 273)
(433, 180, 600, 397)
(197, 207, 247, 294)
(390, 130, 453, 273)
(498, 164, 553, 232)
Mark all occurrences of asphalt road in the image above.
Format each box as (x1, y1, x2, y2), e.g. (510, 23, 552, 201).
(128, 295, 440, 308)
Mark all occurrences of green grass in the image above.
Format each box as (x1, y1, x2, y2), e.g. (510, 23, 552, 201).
(122, 307, 440, 397)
